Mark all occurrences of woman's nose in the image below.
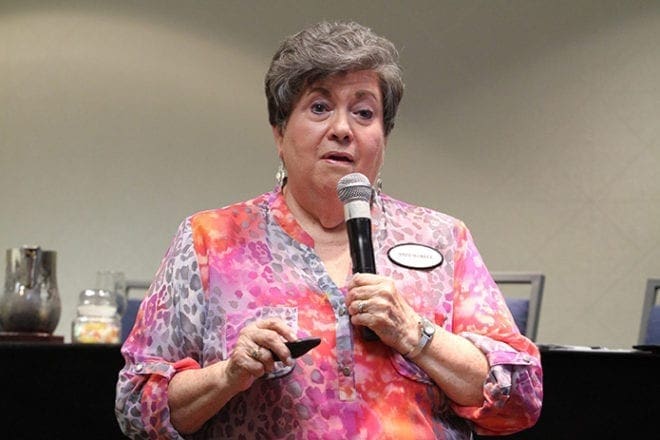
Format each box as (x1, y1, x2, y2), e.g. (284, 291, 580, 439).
(328, 111, 353, 144)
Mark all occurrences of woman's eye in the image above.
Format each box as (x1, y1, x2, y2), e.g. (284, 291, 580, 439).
(356, 109, 374, 119)
(311, 102, 328, 114)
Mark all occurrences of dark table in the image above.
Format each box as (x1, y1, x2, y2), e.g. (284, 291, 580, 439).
(0, 342, 658, 439)
(478, 345, 660, 439)
(0, 341, 126, 439)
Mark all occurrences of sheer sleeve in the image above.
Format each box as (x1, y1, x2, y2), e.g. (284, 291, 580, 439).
(449, 221, 543, 435)
(115, 218, 206, 439)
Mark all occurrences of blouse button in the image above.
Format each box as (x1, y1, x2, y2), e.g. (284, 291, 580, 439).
(341, 366, 352, 376)
(135, 363, 144, 372)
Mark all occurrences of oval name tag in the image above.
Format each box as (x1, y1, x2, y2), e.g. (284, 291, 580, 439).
(387, 243, 443, 270)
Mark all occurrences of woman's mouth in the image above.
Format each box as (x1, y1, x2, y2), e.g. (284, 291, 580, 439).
(322, 152, 354, 163)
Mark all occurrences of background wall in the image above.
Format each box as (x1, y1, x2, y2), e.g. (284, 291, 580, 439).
(1, 0, 659, 347)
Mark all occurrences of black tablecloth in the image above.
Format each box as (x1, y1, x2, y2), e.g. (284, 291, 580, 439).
(0, 342, 658, 439)
(0, 342, 125, 439)
(477, 345, 660, 439)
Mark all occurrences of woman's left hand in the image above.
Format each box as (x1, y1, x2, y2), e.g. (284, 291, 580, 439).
(346, 272, 421, 354)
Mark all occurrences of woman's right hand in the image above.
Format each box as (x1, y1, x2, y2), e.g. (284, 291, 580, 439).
(225, 318, 298, 392)
(169, 318, 298, 434)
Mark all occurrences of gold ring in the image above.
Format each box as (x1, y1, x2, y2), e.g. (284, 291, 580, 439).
(358, 301, 366, 314)
(249, 347, 261, 361)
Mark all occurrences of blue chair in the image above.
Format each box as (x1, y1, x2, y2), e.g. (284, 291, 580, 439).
(120, 280, 150, 343)
(492, 272, 545, 342)
(638, 278, 660, 345)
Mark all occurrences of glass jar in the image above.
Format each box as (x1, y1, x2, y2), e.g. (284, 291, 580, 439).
(95, 270, 127, 318)
(71, 289, 120, 344)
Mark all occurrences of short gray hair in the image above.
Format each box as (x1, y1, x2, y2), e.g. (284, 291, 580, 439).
(265, 21, 404, 136)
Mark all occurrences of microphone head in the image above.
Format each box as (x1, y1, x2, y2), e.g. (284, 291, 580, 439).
(336, 173, 372, 204)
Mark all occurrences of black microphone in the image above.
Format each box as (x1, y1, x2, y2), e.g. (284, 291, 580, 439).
(336, 172, 379, 341)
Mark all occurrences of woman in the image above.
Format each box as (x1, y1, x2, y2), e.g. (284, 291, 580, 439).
(115, 20, 542, 439)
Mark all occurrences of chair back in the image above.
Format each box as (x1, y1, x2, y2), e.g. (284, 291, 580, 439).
(638, 278, 660, 345)
(121, 280, 151, 343)
(491, 272, 545, 341)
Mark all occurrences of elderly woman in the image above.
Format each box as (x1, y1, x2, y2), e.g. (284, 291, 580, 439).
(115, 20, 542, 439)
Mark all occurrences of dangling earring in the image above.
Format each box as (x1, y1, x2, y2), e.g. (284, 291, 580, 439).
(275, 160, 288, 189)
(371, 171, 383, 207)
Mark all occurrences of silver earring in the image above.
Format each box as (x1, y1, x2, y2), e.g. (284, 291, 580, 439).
(376, 173, 383, 195)
(370, 172, 383, 206)
(275, 160, 288, 189)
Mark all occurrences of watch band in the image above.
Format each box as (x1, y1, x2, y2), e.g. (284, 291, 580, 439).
(405, 315, 436, 359)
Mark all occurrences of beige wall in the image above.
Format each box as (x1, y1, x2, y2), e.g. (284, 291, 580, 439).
(1, 0, 659, 347)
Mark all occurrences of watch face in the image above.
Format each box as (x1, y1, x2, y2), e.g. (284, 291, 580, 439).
(422, 318, 435, 335)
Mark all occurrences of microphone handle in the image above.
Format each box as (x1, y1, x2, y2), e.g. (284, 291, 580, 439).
(347, 218, 376, 274)
(346, 218, 380, 341)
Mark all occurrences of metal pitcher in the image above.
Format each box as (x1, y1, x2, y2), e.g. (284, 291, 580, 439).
(0, 246, 61, 334)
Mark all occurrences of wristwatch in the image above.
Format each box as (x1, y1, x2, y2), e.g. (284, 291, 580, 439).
(405, 315, 436, 359)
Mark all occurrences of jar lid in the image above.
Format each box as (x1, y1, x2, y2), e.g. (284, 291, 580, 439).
(77, 304, 117, 317)
(77, 289, 118, 311)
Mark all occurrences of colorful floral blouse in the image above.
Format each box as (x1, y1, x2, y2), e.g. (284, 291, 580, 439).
(115, 189, 543, 439)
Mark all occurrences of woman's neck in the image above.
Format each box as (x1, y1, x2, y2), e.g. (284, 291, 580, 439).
(283, 184, 352, 286)
(283, 184, 346, 234)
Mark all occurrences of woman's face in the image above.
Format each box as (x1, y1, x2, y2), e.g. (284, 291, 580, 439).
(273, 70, 386, 199)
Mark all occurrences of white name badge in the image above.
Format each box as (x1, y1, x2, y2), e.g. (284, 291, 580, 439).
(387, 243, 443, 270)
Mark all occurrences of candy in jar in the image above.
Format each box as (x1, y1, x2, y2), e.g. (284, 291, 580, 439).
(71, 289, 120, 343)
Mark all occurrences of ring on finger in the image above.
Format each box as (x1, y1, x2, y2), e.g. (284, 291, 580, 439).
(249, 346, 262, 361)
(358, 301, 366, 314)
